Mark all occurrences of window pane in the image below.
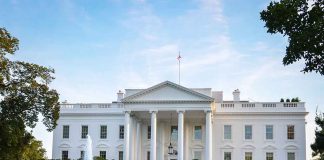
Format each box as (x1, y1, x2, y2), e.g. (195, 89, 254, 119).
(266, 152, 273, 160)
(171, 126, 178, 141)
(62, 151, 68, 160)
(287, 125, 295, 140)
(100, 125, 107, 139)
(245, 125, 252, 140)
(119, 151, 123, 160)
(80, 151, 84, 159)
(194, 151, 202, 160)
(147, 151, 150, 160)
(266, 125, 273, 140)
(194, 126, 202, 140)
(288, 152, 295, 160)
(99, 151, 106, 159)
(224, 125, 232, 140)
(120, 125, 124, 139)
(148, 126, 151, 139)
(245, 152, 252, 160)
(224, 152, 231, 160)
(63, 125, 69, 139)
(81, 125, 88, 139)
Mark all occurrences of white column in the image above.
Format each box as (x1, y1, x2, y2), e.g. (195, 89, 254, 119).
(124, 111, 131, 160)
(150, 110, 158, 160)
(136, 121, 141, 160)
(177, 110, 185, 160)
(205, 110, 212, 160)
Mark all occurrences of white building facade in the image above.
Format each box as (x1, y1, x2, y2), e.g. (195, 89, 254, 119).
(52, 81, 307, 160)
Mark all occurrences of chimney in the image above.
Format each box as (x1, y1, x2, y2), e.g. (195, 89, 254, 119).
(233, 89, 240, 102)
(117, 90, 124, 102)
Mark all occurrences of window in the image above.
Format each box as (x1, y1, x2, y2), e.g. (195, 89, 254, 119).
(119, 125, 124, 139)
(147, 151, 150, 160)
(62, 150, 68, 160)
(287, 125, 295, 140)
(245, 125, 252, 140)
(119, 151, 123, 160)
(224, 125, 232, 140)
(81, 125, 88, 139)
(171, 126, 178, 141)
(100, 125, 107, 139)
(266, 152, 273, 160)
(245, 152, 252, 160)
(148, 126, 151, 139)
(287, 152, 295, 160)
(266, 125, 273, 140)
(63, 125, 69, 139)
(224, 152, 231, 160)
(193, 151, 202, 160)
(80, 151, 84, 159)
(194, 126, 202, 140)
(100, 151, 106, 159)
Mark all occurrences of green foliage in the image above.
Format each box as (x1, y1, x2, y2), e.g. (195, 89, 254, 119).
(280, 98, 285, 102)
(93, 156, 106, 160)
(0, 27, 60, 158)
(260, 0, 324, 75)
(286, 98, 291, 102)
(311, 111, 324, 159)
(22, 137, 46, 160)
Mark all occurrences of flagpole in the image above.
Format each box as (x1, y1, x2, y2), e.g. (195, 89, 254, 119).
(177, 51, 181, 85)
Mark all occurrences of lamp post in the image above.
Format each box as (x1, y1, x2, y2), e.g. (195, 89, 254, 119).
(168, 113, 174, 155)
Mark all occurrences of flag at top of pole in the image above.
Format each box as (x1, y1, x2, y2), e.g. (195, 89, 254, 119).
(177, 51, 181, 85)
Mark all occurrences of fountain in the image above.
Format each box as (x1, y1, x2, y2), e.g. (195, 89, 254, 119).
(84, 134, 93, 160)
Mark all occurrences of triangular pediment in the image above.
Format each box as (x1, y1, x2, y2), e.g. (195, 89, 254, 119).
(122, 81, 214, 103)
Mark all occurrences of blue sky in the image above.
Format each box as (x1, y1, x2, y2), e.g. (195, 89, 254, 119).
(1, 0, 323, 159)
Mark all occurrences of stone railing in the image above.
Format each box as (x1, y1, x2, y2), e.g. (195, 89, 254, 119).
(217, 102, 306, 113)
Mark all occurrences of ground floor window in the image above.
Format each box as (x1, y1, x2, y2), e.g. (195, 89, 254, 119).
(147, 151, 150, 160)
(119, 151, 123, 160)
(266, 152, 273, 160)
(245, 152, 252, 160)
(287, 152, 295, 160)
(100, 151, 106, 159)
(62, 150, 68, 160)
(80, 151, 84, 159)
(224, 152, 231, 160)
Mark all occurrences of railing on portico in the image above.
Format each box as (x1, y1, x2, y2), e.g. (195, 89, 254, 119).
(217, 102, 306, 112)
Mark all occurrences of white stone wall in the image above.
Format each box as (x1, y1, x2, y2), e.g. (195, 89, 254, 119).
(213, 114, 306, 160)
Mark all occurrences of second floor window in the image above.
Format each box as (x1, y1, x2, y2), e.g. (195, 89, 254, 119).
(245, 125, 252, 140)
(171, 126, 178, 141)
(81, 125, 88, 139)
(148, 126, 151, 139)
(194, 126, 202, 140)
(287, 125, 295, 140)
(100, 125, 107, 139)
(63, 125, 69, 139)
(119, 125, 124, 139)
(224, 125, 232, 140)
(266, 125, 273, 140)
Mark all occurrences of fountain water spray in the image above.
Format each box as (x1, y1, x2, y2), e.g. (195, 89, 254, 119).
(84, 134, 93, 160)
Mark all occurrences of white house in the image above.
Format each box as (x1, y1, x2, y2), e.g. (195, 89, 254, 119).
(52, 81, 308, 160)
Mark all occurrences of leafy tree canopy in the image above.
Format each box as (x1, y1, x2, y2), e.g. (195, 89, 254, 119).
(260, 0, 324, 75)
(311, 110, 324, 159)
(0, 27, 60, 159)
(22, 137, 47, 160)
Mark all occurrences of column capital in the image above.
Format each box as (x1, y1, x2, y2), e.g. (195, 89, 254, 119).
(204, 109, 212, 113)
(177, 109, 185, 113)
(149, 109, 158, 114)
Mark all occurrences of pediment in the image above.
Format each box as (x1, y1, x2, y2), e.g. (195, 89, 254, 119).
(122, 81, 214, 103)
(59, 143, 71, 148)
(285, 145, 298, 150)
(242, 145, 256, 150)
(263, 145, 277, 150)
(96, 144, 109, 148)
(78, 144, 86, 148)
(116, 144, 123, 149)
(221, 144, 234, 149)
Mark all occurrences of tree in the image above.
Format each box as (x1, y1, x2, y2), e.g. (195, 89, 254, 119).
(280, 98, 285, 102)
(311, 110, 324, 159)
(260, 0, 324, 75)
(22, 137, 47, 160)
(286, 98, 291, 102)
(0, 27, 60, 159)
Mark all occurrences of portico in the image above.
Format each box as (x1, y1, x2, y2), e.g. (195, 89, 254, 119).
(121, 81, 214, 160)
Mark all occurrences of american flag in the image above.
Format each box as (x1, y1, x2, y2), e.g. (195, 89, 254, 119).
(177, 52, 181, 61)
